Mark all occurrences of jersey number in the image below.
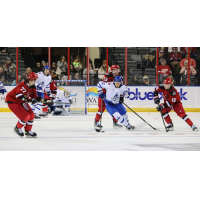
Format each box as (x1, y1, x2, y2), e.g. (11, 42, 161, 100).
(172, 98, 176, 102)
(20, 87, 26, 93)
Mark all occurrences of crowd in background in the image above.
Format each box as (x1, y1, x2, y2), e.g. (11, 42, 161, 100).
(0, 47, 200, 86)
(140, 47, 199, 86)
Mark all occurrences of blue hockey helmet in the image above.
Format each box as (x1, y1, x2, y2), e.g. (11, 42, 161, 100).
(114, 76, 122, 83)
(44, 65, 50, 71)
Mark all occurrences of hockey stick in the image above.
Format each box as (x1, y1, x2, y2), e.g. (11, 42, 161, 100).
(123, 102, 156, 130)
(158, 106, 168, 132)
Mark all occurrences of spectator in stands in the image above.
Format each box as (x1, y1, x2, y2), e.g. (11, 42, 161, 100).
(41, 61, 47, 67)
(73, 56, 83, 73)
(0, 48, 7, 53)
(169, 47, 182, 76)
(142, 54, 152, 70)
(158, 59, 172, 83)
(25, 67, 32, 79)
(0, 66, 5, 80)
(57, 56, 68, 75)
(83, 63, 94, 79)
(36, 62, 43, 72)
(180, 53, 196, 69)
(2, 57, 16, 79)
(130, 75, 141, 86)
(158, 50, 169, 66)
(141, 75, 151, 86)
(11, 75, 22, 85)
(98, 60, 111, 80)
(69, 64, 76, 79)
(160, 47, 169, 57)
(180, 60, 197, 86)
(180, 47, 198, 60)
(1, 76, 9, 85)
(51, 62, 61, 80)
(149, 55, 156, 68)
(9, 68, 16, 83)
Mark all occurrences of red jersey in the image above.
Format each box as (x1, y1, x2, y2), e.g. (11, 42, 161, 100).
(50, 80, 57, 94)
(169, 52, 182, 62)
(6, 80, 37, 104)
(103, 72, 123, 83)
(158, 65, 172, 75)
(154, 85, 181, 107)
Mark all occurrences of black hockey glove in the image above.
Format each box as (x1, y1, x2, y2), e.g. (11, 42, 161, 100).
(37, 96, 42, 102)
(119, 96, 124, 104)
(154, 96, 160, 104)
(156, 104, 165, 111)
(31, 98, 37, 104)
(69, 99, 73, 104)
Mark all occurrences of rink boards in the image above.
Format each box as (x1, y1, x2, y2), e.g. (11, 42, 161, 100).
(0, 86, 200, 112)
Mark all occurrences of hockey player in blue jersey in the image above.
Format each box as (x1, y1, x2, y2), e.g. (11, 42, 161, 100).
(0, 81, 7, 94)
(30, 66, 52, 119)
(97, 76, 135, 130)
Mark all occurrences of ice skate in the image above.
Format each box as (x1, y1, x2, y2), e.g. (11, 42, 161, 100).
(39, 112, 48, 117)
(14, 126, 24, 137)
(113, 121, 123, 128)
(166, 123, 174, 131)
(25, 130, 37, 138)
(191, 125, 198, 131)
(34, 114, 41, 120)
(94, 121, 103, 132)
(126, 124, 135, 131)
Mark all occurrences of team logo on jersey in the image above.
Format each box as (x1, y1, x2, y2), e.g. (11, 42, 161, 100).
(172, 91, 176, 96)
(87, 87, 98, 97)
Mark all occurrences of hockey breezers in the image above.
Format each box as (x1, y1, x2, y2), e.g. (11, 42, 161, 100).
(123, 103, 156, 130)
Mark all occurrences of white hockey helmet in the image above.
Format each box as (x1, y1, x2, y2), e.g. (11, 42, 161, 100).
(64, 88, 71, 98)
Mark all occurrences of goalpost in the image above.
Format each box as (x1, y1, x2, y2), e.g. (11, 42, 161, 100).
(55, 80, 87, 115)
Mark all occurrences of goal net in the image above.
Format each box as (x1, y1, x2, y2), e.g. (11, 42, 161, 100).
(55, 80, 87, 115)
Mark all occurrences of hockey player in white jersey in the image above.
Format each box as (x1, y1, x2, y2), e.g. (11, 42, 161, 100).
(30, 66, 52, 119)
(97, 76, 135, 130)
(0, 81, 7, 95)
(52, 87, 73, 115)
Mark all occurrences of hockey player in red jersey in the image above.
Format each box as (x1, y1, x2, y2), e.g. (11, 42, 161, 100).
(94, 65, 123, 130)
(5, 72, 39, 137)
(154, 77, 198, 131)
(42, 80, 57, 115)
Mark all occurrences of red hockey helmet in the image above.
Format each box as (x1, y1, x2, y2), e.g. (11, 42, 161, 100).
(111, 65, 120, 71)
(28, 72, 38, 81)
(163, 78, 173, 84)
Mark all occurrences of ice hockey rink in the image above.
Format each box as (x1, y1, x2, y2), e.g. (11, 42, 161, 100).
(0, 112, 200, 151)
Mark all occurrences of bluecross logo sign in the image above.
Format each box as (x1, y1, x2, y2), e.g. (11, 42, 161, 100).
(128, 88, 187, 101)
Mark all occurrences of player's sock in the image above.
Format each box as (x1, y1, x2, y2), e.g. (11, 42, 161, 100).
(113, 117, 118, 123)
(42, 105, 48, 113)
(162, 112, 172, 124)
(95, 112, 101, 122)
(16, 119, 26, 129)
(24, 120, 33, 131)
(182, 115, 193, 126)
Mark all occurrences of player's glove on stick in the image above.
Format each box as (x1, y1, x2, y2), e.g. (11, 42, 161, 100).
(98, 91, 106, 99)
(69, 99, 73, 104)
(154, 96, 160, 104)
(119, 96, 124, 103)
(123, 91, 130, 98)
(31, 98, 37, 104)
(156, 104, 165, 111)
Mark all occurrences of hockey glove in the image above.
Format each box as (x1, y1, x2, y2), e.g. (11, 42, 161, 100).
(119, 96, 124, 104)
(31, 98, 37, 104)
(156, 104, 165, 111)
(154, 96, 160, 104)
(37, 96, 42, 102)
(45, 99, 54, 106)
(69, 99, 73, 104)
(123, 91, 130, 98)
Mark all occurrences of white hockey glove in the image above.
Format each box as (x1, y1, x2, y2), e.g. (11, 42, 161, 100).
(123, 91, 130, 98)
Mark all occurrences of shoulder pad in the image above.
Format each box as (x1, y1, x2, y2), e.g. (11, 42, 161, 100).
(169, 87, 176, 96)
(159, 84, 165, 90)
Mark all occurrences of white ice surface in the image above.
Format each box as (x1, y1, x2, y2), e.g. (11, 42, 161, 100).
(0, 112, 200, 151)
